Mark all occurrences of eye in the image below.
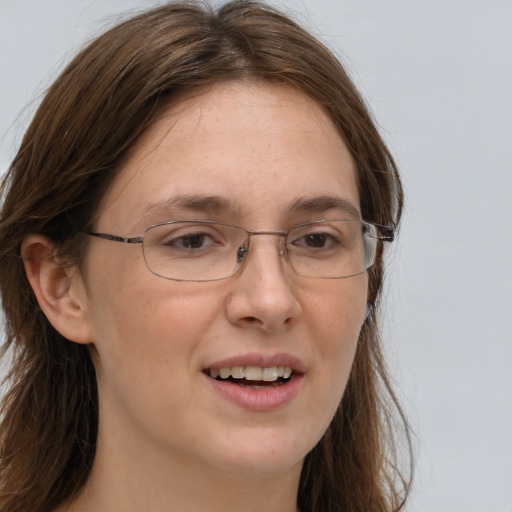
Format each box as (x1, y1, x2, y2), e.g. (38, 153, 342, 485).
(298, 232, 339, 249)
(290, 229, 341, 251)
(164, 231, 217, 250)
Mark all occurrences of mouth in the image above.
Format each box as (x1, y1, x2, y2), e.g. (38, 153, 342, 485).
(202, 356, 304, 410)
(204, 365, 295, 389)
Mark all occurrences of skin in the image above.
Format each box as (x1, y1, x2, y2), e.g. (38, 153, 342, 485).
(25, 81, 368, 512)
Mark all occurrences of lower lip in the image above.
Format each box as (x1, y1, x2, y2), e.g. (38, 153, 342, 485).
(204, 373, 303, 412)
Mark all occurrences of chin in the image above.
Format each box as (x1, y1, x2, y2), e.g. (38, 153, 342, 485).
(204, 425, 320, 478)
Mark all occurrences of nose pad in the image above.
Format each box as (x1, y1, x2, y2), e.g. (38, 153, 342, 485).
(277, 236, 290, 265)
(236, 245, 248, 264)
(236, 232, 291, 276)
(236, 237, 287, 266)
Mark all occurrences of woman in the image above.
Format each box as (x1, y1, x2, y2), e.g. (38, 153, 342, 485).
(0, 2, 412, 511)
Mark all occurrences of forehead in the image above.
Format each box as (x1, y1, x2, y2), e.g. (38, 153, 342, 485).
(96, 81, 359, 231)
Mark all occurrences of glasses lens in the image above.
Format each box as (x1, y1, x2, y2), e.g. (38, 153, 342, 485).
(286, 220, 377, 278)
(142, 221, 248, 281)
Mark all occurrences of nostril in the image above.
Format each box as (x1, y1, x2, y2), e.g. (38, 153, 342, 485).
(241, 316, 263, 326)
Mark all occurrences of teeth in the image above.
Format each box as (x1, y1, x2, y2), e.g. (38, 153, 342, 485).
(231, 366, 244, 379)
(245, 366, 263, 381)
(208, 365, 293, 382)
(262, 367, 278, 381)
(219, 367, 231, 379)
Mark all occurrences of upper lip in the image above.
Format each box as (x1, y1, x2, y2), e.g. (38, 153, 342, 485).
(204, 352, 306, 374)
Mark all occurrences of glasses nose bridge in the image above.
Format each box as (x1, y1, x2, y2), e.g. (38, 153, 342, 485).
(246, 229, 288, 256)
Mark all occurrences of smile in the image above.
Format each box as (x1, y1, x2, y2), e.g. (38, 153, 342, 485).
(208, 365, 293, 382)
(203, 354, 304, 410)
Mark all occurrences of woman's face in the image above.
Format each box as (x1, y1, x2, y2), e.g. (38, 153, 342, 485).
(81, 81, 367, 478)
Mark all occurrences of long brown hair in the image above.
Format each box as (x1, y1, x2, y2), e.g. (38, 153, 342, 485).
(0, 2, 411, 511)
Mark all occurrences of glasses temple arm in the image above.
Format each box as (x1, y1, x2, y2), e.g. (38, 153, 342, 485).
(84, 232, 143, 244)
(378, 226, 395, 242)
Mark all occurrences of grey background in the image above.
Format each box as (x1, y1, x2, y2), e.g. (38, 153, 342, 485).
(1, 1, 511, 510)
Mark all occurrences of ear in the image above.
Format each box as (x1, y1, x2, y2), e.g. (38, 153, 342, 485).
(21, 234, 93, 344)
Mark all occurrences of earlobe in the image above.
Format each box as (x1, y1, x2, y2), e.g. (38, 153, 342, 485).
(21, 234, 93, 344)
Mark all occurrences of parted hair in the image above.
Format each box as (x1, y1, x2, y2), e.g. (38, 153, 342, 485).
(0, 2, 412, 511)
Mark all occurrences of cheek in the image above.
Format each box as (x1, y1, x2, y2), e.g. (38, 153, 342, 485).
(86, 270, 227, 420)
(307, 276, 367, 349)
(304, 277, 367, 397)
(86, 252, 224, 371)
(291, 278, 367, 450)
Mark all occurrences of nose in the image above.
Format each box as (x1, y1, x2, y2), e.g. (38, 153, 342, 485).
(225, 235, 302, 333)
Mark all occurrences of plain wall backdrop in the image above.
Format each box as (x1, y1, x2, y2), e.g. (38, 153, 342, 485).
(1, 1, 511, 510)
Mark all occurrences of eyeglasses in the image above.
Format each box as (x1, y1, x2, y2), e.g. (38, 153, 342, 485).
(85, 219, 394, 282)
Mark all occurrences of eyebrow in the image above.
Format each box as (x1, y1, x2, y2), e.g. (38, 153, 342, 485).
(140, 194, 240, 223)
(289, 195, 361, 220)
(139, 193, 360, 224)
